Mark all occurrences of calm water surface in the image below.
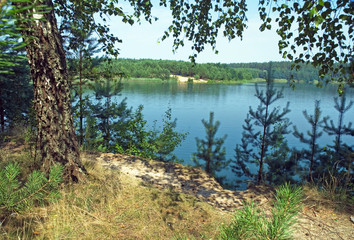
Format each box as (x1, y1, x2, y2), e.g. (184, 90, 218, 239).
(112, 81, 354, 182)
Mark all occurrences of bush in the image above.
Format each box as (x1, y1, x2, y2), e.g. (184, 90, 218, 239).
(219, 183, 303, 240)
(116, 106, 187, 162)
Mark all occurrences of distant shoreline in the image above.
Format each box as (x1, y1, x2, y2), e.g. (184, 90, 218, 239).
(121, 76, 302, 85)
(72, 76, 327, 86)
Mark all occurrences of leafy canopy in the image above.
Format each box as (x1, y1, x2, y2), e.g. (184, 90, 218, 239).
(258, 0, 353, 92)
(164, 0, 352, 90)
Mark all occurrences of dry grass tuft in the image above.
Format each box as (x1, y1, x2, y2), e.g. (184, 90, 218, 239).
(301, 182, 353, 214)
(292, 184, 354, 240)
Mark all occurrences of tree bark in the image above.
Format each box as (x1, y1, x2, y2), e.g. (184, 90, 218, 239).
(14, 0, 86, 182)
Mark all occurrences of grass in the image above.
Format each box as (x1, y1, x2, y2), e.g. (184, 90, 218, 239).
(0, 150, 232, 239)
(301, 182, 354, 214)
(39, 163, 229, 239)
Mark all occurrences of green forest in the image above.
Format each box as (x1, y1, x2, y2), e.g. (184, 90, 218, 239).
(98, 58, 322, 83)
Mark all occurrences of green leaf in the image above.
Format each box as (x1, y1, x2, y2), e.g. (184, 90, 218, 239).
(315, 15, 324, 27)
(310, 7, 317, 18)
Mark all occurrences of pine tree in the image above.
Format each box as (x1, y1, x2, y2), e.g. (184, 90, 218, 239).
(323, 94, 353, 186)
(0, 59, 32, 132)
(232, 62, 292, 185)
(265, 123, 298, 185)
(293, 100, 328, 182)
(116, 105, 155, 157)
(192, 112, 229, 179)
(152, 108, 188, 162)
(88, 63, 131, 151)
(0, 13, 31, 132)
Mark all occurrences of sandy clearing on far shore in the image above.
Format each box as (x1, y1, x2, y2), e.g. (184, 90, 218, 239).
(171, 75, 208, 83)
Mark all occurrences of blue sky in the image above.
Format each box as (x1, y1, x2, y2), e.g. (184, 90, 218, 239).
(106, 1, 286, 64)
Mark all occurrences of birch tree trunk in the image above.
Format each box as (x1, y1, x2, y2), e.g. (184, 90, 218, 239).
(14, 0, 86, 182)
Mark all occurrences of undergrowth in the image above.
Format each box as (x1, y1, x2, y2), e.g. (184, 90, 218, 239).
(219, 183, 303, 240)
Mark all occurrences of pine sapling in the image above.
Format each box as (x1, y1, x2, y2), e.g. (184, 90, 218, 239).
(0, 163, 63, 213)
(232, 62, 292, 185)
(323, 94, 353, 184)
(220, 183, 303, 240)
(192, 112, 229, 180)
(293, 100, 327, 182)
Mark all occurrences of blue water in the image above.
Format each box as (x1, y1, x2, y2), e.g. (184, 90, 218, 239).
(107, 80, 354, 183)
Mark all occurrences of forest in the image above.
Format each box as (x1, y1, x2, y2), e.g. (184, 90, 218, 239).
(87, 58, 322, 82)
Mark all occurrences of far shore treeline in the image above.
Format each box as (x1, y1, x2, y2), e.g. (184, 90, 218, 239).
(79, 58, 322, 83)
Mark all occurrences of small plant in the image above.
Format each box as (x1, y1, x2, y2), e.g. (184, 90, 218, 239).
(0, 162, 63, 213)
(219, 183, 303, 240)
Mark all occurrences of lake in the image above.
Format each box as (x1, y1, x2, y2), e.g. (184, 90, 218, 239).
(110, 80, 354, 183)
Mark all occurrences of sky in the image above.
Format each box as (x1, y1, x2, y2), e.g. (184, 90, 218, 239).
(105, 1, 286, 64)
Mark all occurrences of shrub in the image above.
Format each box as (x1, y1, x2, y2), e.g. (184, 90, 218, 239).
(116, 106, 187, 162)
